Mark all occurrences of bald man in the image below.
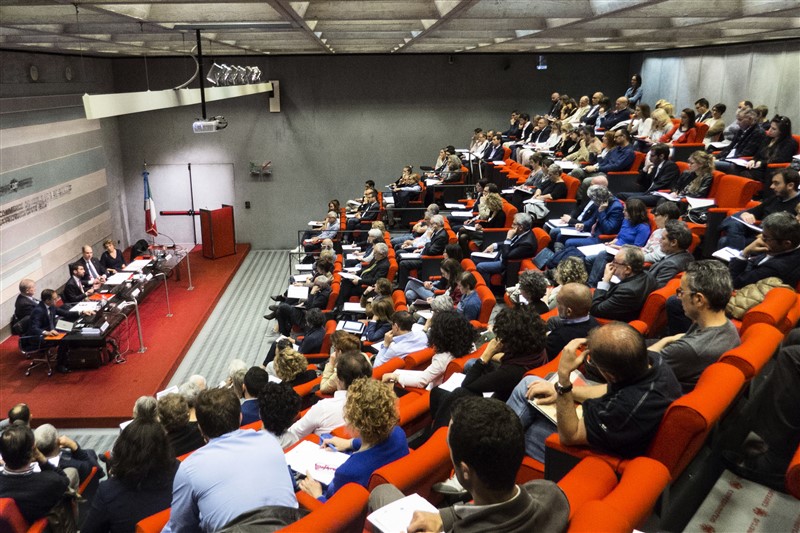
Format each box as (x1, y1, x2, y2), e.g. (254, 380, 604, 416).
(506, 322, 680, 462)
(12, 279, 38, 334)
(545, 283, 599, 360)
(598, 96, 631, 130)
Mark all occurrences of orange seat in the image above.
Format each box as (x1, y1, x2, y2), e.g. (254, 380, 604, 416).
(0, 498, 49, 533)
(135, 507, 170, 533)
(788, 442, 800, 499)
(719, 323, 782, 381)
(470, 284, 496, 330)
(731, 286, 799, 335)
(280, 483, 369, 532)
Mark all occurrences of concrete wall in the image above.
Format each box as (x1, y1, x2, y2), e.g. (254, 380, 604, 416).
(112, 53, 632, 249)
(630, 40, 800, 125)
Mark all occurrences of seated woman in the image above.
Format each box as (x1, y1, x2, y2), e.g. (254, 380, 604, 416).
(702, 103, 726, 146)
(507, 269, 550, 314)
(362, 298, 394, 344)
(733, 115, 797, 186)
(298, 378, 409, 502)
(545, 256, 588, 310)
(273, 347, 317, 387)
(455, 271, 481, 322)
(416, 306, 548, 445)
(627, 104, 652, 139)
(661, 150, 715, 210)
(382, 309, 476, 390)
(659, 108, 699, 145)
(99, 239, 126, 273)
(457, 192, 506, 256)
(81, 420, 178, 533)
(320, 331, 366, 394)
(530, 164, 568, 202)
(268, 275, 332, 336)
(268, 258, 334, 310)
(404, 257, 462, 305)
(635, 108, 672, 152)
(557, 125, 580, 159)
(361, 277, 393, 319)
(586, 198, 652, 286)
(262, 309, 327, 367)
(257, 382, 302, 449)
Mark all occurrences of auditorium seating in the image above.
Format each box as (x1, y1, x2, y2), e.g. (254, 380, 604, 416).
(730, 286, 799, 335)
(0, 498, 48, 533)
(280, 483, 369, 532)
(135, 508, 170, 533)
(788, 443, 800, 499)
(470, 284, 496, 330)
(606, 151, 646, 194)
(718, 323, 783, 382)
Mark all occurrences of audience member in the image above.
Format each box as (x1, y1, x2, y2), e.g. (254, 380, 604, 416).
(382, 310, 476, 390)
(132, 395, 158, 422)
(703, 103, 726, 145)
(507, 323, 680, 462)
(592, 245, 656, 321)
(241, 366, 270, 426)
(33, 424, 99, 490)
(82, 420, 179, 533)
(343, 188, 380, 244)
(0, 422, 71, 526)
(545, 283, 599, 361)
(648, 260, 739, 393)
(285, 350, 372, 445)
(320, 331, 363, 394)
(157, 393, 205, 456)
(508, 269, 550, 314)
(733, 116, 797, 185)
(475, 213, 537, 284)
(165, 388, 298, 532)
(716, 107, 767, 171)
(545, 256, 588, 310)
(660, 108, 699, 144)
(370, 397, 569, 531)
(624, 74, 643, 106)
(586, 198, 652, 286)
(454, 271, 481, 321)
(646, 220, 695, 288)
(395, 215, 448, 288)
(273, 347, 317, 387)
(669, 150, 715, 201)
(363, 297, 394, 343)
(298, 378, 409, 502)
(374, 311, 429, 367)
(617, 143, 680, 204)
(727, 211, 800, 289)
(598, 96, 631, 131)
(257, 382, 301, 449)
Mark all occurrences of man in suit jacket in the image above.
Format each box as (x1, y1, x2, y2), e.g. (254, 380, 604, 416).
(63, 262, 100, 304)
(336, 243, 391, 308)
(728, 212, 800, 289)
(484, 134, 505, 162)
(476, 213, 538, 285)
(592, 246, 656, 321)
(581, 91, 605, 127)
(598, 96, 631, 131)
(395, 215, 448, 287)
(78, 245, 107, 286)
(717, 107, 767, 167)
(344, 188, 380, 243)
(12, 278, 38, 335)
(27, 289, 94, 373)
(618, 143, 680, 204)
(647, 221, 695, 288)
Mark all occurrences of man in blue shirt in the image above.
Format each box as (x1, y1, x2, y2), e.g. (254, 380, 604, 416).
(373, 311, 428, 367)
(165, 388, 298, 532)
(572, 128, 637, 201)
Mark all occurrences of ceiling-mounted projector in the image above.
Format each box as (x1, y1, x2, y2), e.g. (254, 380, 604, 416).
(192, 116, 228, 133)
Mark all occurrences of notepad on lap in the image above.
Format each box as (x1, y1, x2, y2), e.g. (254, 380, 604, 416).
(367, 493, 439, 533)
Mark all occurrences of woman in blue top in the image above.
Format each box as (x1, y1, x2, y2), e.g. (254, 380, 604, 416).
(587, 198, 652, 286)
(455, 271, 481, 322)
(624, 74, 643, 107)
(298, 378, 409, 502)
(362, 298, 393, 343)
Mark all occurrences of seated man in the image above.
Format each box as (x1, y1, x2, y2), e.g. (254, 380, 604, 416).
(336, 243, 390, 308)
(240, 367, 270, 426)
(571, 129, 636, 201)
(507, 323, 681, 462)
(0, 422, 71, 526)
(591, 246, 656, 322)
(646, 220, 694, 288)
(724, 328, 800, 492)
(545, 283, 599, 361)
(285, 350, 372, 446)
(27, 288, 94, 374)
(157, 393, 206, 456)
(475, 213, 537, 284)
(617, 143, 680, 204)
(63, 262, 100, 304)
(728, 211, 800, 289)
(78, 244, 107, 286)
(344, 188, 380, 244)
(165, 388, 298, 532)
(648, 260, 739, 393)
(33, 424, 101, 491)
(395, 215, 448, 288)
(717, 168, 800, 250)
(597, 96, 631, 131)
(11, 278, 37, 335)
(715, 107, 767, 174)
(373, 311, 429, 368)
(390, 204, 437, 248)
(369, 396, 569, 532)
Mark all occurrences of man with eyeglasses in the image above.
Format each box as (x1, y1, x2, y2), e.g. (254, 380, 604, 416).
(474, 213, 538, 287)
(648, 260, 739, 393)
(506, 322, 681, 463)
(728, 211, 800, 289)
(571, 128, 636, 202)
(591, 245, 655, 322)
(717, 168, 800, 250)
(343, 188, 379, 244)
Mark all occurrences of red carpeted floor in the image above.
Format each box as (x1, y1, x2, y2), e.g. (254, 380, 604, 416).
(0, 244, 250, 428)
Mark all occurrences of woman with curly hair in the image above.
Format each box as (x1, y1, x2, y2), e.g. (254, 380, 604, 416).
(669, 151, 714, 202)
(381, 309, 477, 390)
(274, 347, 317, 387)
(546, 256, 588, 310)
(258, 382, 301, 449)
(81, 420, 178, 533)
(509, 270, 550, 314)
(297, 378, 409, 502)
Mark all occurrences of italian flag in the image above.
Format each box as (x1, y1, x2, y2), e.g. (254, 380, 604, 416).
(144, 170, 158, 236)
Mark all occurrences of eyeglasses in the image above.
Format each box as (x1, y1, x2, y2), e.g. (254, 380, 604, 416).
(611, 260, 628, 267)
(675, 288, 697, 297)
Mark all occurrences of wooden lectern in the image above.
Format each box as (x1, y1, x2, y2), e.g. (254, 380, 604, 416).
(200, 204, 236, 259)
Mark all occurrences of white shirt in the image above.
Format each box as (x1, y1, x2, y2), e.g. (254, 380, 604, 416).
(285, 390, 347, 446)
(396, 352, 455, 390)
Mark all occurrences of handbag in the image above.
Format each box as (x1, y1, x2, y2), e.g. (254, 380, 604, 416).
(525, 199, 550, 220)
(683, 206, 709, 224)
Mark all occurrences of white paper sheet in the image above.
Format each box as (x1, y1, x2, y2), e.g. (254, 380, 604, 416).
(284, 440, 350, 486)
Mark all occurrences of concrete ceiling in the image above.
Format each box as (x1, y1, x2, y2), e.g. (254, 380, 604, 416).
(0, 0, 798, 57)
